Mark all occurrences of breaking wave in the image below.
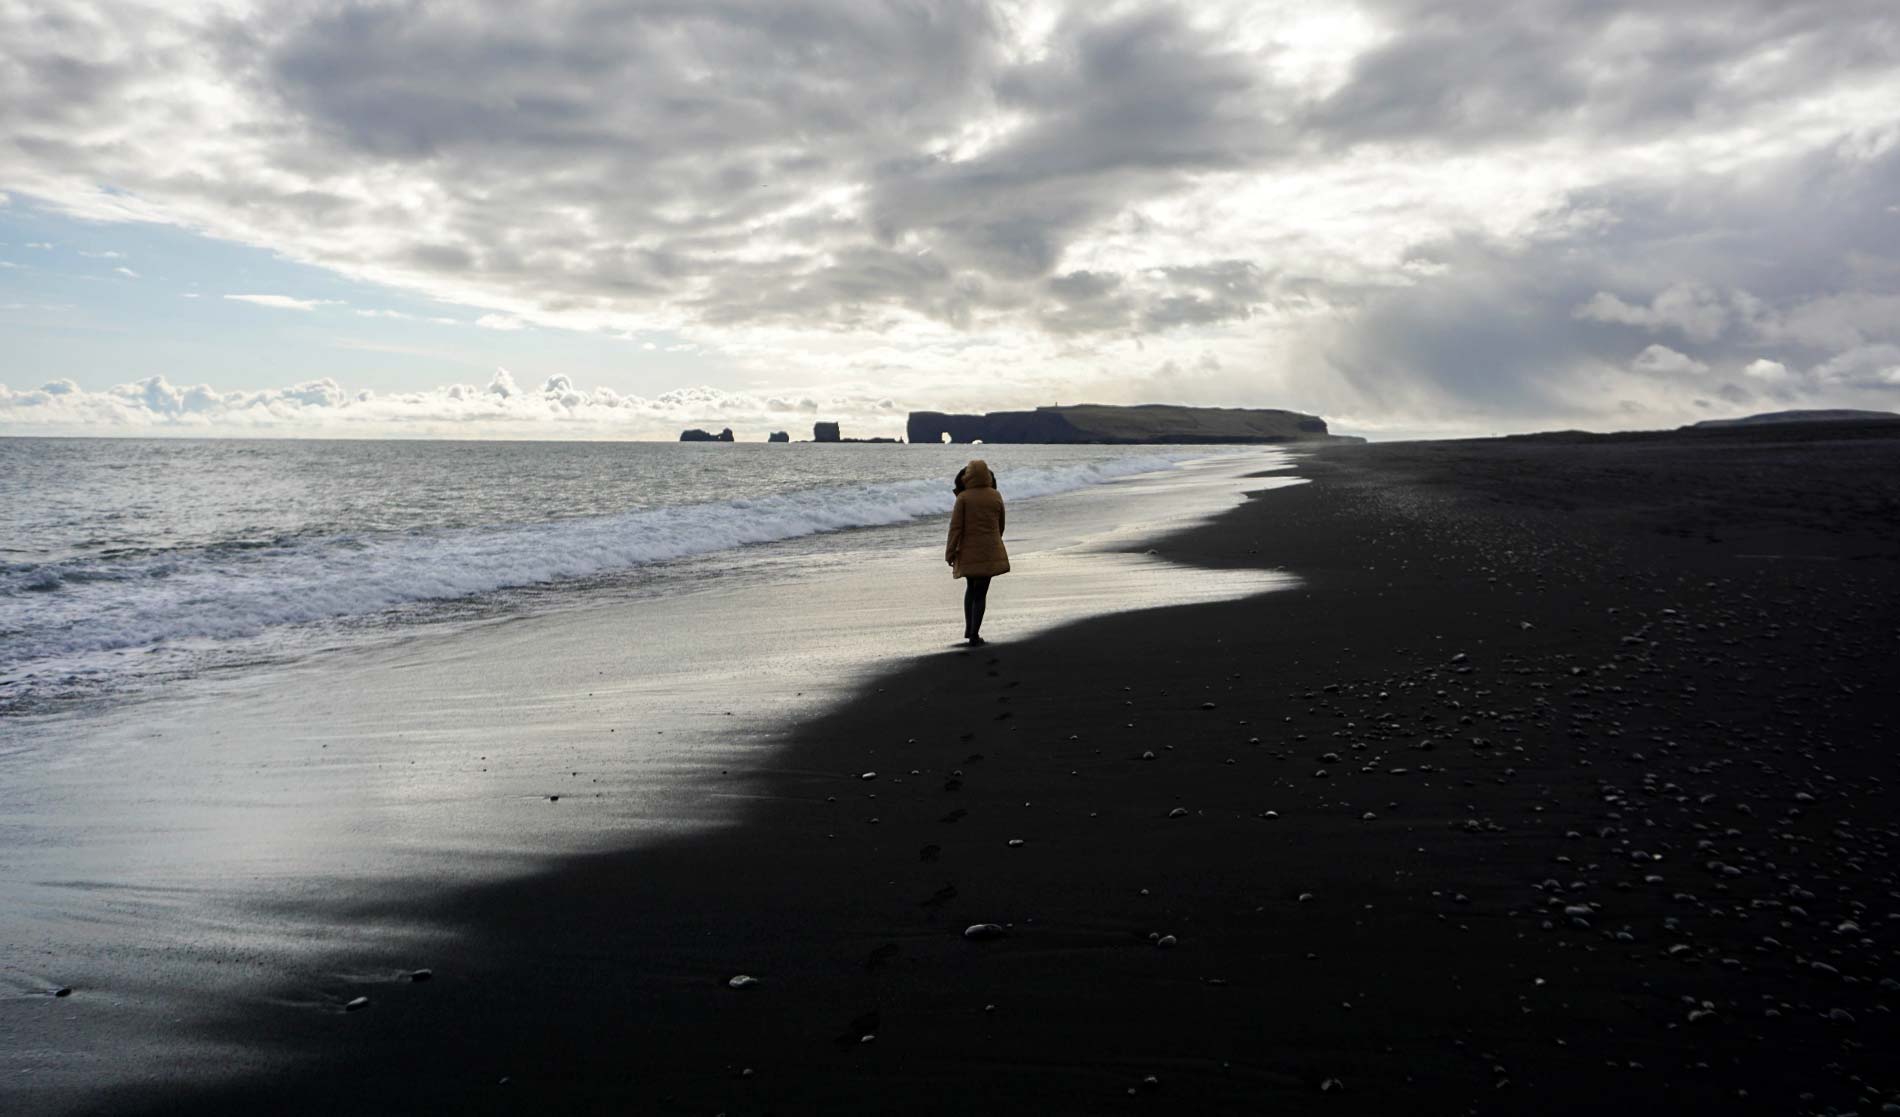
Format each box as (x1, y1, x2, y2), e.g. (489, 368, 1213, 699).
(0, 452, 1189, 670)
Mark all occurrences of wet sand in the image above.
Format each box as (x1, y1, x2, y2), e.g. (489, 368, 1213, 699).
(0, 454, 1297, 1110)
(21, 422, 1900, 1114)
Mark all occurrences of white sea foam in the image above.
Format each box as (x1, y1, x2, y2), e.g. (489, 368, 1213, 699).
(0, 452, 1192, 672)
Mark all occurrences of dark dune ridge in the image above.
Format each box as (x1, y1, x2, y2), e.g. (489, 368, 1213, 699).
(97, 422, 1900, 1115)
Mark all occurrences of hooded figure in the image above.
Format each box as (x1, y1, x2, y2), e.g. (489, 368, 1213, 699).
(945, 459, 1009, 579)
(945, 459, 1007, 644)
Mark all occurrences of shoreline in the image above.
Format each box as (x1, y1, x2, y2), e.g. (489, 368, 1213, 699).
(0, 451, 1298, 1113)
(16, 425, 1900, 1114)
(0, 442, 1219, 717)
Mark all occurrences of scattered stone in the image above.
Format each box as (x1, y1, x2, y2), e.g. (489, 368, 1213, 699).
(964, 923, 1007, 941)
(345, 996, 370, 1012)
(728, 975, 760, 990)
(1168, 808, 1189, 818)
(860, 772, 878, 781)
(408, 969, 433, 983)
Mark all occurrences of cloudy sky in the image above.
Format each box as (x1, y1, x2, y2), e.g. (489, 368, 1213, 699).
(3, 0, 1898, 439)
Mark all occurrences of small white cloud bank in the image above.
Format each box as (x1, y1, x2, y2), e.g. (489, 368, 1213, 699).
(224, 293, 340, 311)
(1630, 344, 1709, 377)
(0, 371, 910, 439)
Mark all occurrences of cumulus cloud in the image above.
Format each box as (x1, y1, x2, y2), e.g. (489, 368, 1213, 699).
(1742, 358, 1790, 382)
(1811, 344, 1900, 388)
(0, 372, 919, 439)
(1631, 344, 1708, 377)
(355, 308, 458, 324)
(3, 0, 1900, 431)
(224, 293, 338, 311)
(1574, 284, 1731, 344)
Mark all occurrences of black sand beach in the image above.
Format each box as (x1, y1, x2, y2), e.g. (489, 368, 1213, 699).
(82, 421, 1900, 1113)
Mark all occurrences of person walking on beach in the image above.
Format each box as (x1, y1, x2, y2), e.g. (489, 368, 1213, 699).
(946, 459, 1009, 645)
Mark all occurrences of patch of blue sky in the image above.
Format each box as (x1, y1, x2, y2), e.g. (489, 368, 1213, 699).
(0, 196, 715, 396)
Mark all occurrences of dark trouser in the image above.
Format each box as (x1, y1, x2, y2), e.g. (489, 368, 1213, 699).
(962, 575, 992, 638)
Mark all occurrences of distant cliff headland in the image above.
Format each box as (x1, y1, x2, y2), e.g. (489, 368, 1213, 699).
(1688, 408, 1897, 429)
(683, 405, 1362, 444)
(908, 404, 1362, 445)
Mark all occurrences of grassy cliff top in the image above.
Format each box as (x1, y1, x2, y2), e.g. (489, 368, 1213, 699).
(1037, 404, 1327, 440)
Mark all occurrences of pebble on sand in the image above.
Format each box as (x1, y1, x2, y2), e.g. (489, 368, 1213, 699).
(964, 923, 1007, 940)
(860, 772, 878, 781)
(1168, 807, 1189, 818)
(728, 975, 761, 989)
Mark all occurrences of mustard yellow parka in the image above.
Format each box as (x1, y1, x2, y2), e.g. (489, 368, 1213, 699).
(946, 459, 1010, 579)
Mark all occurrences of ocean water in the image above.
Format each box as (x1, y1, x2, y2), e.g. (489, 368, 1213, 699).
(0, 437, 1216, 712)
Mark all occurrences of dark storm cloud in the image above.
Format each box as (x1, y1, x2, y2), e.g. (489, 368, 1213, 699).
(1039, 269, 1134, 334)
(236, 0, 1295, 325)
(263, 1, 1001, 160)
(1312, 139, 1900, 422)
(227, 0, 1010, 310)
(863, 6, 1282, 282)
(1306, 0, 1900, 147)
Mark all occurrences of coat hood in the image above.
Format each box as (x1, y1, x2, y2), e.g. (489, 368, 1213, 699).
(962, 459, 995, 490)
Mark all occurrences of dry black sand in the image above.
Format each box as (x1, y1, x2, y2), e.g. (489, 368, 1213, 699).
(109, 421, 1900, 1115)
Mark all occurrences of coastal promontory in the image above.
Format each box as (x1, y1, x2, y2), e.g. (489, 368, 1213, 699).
(907, 403, 1361, 445)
